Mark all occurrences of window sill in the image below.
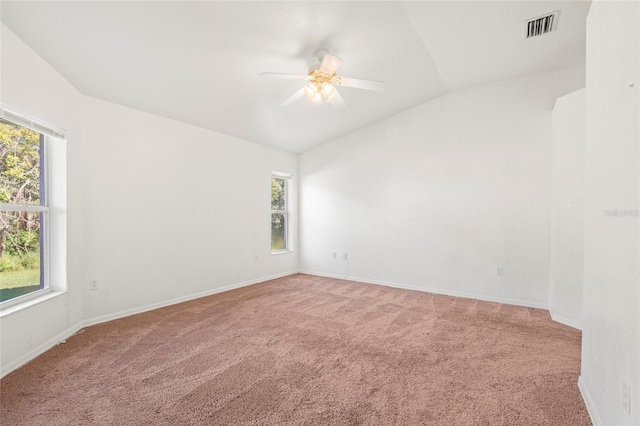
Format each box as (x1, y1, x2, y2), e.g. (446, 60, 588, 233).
(271, 250, 293, 256)
(0, 290, 67, 318)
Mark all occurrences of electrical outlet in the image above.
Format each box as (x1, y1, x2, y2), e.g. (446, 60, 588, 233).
(623, 379, 631, 415)
(332, 252, 337, 260)
(254, 255, 259, 263)
(89, 278, 99, 290)
(343, 253, 348, 261)
(496, 267, 504, 277)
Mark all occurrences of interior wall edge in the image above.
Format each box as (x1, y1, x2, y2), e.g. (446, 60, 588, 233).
(298, 270, 549, 311)
(578, 376, 604, 426)
(82, 270, 299, 329)
(0, 321, 84, 380)
(548, 310, 582, 331)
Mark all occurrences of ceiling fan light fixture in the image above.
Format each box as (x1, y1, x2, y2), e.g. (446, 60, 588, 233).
(304, 83, 317, 100)
(311, 91, 323, 104)
(321, 82, 336, 98)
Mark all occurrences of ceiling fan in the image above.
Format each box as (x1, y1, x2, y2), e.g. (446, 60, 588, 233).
(261, 49, 385, 109)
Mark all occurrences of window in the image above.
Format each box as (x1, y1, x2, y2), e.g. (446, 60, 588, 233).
(271, 173, 290, 252)
(0, 107, 65, 307)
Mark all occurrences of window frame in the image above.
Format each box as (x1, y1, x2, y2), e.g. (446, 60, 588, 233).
(271, 172, 291, 254)
(1, 133, 50, 307)
(0, 106, 65, 312)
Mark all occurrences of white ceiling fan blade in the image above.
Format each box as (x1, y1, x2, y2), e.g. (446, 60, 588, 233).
(339, 77, 386, 92)
(261, 72, 307, 80)
(319, 55, 343, 75)
(329, 90, 347, 110)
(280, 86, 306, 107)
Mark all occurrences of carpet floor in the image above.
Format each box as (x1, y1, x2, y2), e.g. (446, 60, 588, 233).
(1, 274, 591, 425)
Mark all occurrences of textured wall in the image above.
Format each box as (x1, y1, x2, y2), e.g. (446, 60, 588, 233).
(580, 1, 640, 424)
(549, 89, 586, 329)
(0, 23, 86, 376)
(300, 67, 585, 308)
(81, 97, 298, 321)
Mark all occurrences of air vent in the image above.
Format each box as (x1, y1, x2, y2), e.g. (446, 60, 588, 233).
(525, 11, 559, 38)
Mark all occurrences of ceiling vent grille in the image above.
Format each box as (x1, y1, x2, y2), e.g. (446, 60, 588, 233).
(525, 11, 559, 38)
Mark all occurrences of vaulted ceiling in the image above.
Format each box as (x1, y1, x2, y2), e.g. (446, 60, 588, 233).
(1, 1, 590, 153)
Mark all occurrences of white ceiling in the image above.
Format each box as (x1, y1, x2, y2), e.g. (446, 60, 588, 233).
(1, 1, 590, 153)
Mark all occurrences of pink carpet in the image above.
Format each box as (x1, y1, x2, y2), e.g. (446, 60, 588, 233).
(1, 274, 591, 425)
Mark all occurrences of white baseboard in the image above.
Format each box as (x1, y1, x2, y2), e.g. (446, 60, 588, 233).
(578, 375, 602, 426)
(298, 270, 548, 310)
(83, 270, 299, 328)
(1, 271, 298, 379)
(0, 321, 84, 379)
(549, 310, 582, 330)
(1, 270, 578, 380)
(298, 270, 346, 281)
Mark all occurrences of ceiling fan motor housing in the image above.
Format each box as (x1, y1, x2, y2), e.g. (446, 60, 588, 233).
(313, 48, 330, 63)
(308, 63, 321, 73)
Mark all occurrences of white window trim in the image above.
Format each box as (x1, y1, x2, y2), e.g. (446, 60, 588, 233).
(271, 172, 292, 254)
(0, 104, 66, 139)
(0, 289, 66, 318)
(0, 204, 48, 212)
(1, 111, 66, 312)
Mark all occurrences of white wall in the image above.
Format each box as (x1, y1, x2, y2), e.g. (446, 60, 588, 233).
(0, 23, 86, 376)
(300, 67, 585, 307)
(81, 97, 298, 322)
(0, 23, 298, 375)
(579, 1, 640, 425)
(549, 89, 586, 329)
